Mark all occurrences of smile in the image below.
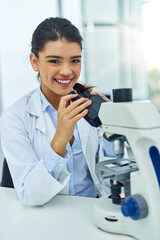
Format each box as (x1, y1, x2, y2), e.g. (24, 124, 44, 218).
(55, 78, 72, 84)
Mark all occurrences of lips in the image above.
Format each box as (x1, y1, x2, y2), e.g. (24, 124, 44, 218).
(54, 78, 73, 86)
(55, 78, 72, 84)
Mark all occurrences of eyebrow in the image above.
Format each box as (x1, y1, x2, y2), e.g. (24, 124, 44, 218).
(45, 55, 82, 59)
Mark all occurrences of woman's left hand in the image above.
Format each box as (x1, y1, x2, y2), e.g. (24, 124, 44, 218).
(90, 91, 111, 102)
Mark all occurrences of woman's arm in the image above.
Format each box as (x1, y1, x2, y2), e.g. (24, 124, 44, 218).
(0, 110, 70, 206)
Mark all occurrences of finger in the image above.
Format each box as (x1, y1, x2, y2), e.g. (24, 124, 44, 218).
(90, 91, 99, 95)
(59, 94, 78, 109)
(90, 91, 111, 102)
(72, 109, 88, 124)
(68, 99, 92, 119)
(66, 97, 90, 113)
(102, 95, 111, 102)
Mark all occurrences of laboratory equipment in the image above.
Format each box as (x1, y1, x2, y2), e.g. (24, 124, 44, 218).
(69, 89, 107, 127)
(93, 88, 160, 240)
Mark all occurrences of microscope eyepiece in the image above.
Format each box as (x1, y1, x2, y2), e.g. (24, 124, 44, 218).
(112, 88, 133, 102)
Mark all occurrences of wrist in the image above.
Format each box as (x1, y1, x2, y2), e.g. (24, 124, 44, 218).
(51, 134, 68, 157)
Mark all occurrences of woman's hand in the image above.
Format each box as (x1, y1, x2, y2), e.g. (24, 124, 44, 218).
(90, 91, 111, 102)
(51, 94, 92, 156)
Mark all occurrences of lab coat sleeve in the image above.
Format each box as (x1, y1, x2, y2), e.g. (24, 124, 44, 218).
(43, 145, 70, 180)
(0, 111, 70, 206)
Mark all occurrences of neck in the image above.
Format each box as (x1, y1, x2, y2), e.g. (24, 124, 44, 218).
(41, 85, 69, 110)
(44, 92, 61, 110)
(49, 96, 60, 110)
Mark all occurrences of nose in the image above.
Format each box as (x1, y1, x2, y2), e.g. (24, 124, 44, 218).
(59, 63, 72, 76)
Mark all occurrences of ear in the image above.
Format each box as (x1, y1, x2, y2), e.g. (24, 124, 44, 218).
(30, 53, 39, 72)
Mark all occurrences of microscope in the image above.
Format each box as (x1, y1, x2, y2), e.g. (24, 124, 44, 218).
(93, 88, 160, 240)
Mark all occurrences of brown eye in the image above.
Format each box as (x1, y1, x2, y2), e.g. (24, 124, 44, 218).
(48, 60, 59, 64)
(72, 59, 81, 63)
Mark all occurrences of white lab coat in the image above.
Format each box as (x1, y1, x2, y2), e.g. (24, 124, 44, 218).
(0, 88, 114, 206)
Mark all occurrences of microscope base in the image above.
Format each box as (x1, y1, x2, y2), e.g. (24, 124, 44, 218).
(93, 196, 152, 240)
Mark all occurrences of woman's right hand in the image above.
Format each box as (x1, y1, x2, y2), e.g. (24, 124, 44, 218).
(51, 94, 92, 157)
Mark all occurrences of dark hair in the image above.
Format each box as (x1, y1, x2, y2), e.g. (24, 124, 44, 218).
(31, 17, 83, 58)
(31, 17, 93, 94)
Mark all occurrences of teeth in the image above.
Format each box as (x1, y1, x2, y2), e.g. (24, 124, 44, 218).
(56, 79, 71, 84)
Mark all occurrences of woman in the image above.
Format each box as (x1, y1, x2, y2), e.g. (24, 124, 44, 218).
(0, 17, 114, 206)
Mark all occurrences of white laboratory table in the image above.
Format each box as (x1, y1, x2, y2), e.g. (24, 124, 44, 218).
(0, 187, 133, 240)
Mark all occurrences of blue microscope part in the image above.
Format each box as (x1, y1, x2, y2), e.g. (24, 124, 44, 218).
(149, 146, 160, 189)
(121, 197, 140, 220)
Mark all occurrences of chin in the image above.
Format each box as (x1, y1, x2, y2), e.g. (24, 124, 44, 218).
(58, 89, 72, 96)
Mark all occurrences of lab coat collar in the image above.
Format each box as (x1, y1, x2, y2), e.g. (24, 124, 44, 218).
(25, 88, 48, 135)
(26, 88, 42, 117)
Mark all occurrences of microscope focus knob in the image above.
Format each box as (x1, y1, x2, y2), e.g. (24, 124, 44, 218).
(121, 194, 148, 220)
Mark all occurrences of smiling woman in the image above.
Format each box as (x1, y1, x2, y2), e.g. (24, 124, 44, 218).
(30, 39, 82, 108)
(0, 17, 114, 206)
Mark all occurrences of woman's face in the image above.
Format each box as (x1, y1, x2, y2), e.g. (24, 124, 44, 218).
(30, 38, 82, 99)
